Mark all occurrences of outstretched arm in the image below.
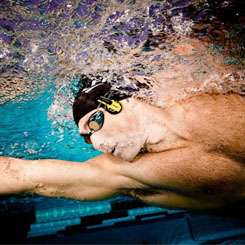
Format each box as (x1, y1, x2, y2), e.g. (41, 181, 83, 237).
(1, 145, 244, 210)
(0, 154, 145, 201)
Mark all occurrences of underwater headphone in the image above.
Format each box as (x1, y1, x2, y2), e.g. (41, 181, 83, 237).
(97, 96, 122, 114)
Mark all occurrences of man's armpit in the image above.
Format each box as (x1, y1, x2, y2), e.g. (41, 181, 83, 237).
(119, 186, 226, 210)
(119, 186, 162, 199)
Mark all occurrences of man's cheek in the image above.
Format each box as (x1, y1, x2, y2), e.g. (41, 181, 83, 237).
(90, 135, 101, 150)
(96, 130, 121, 141)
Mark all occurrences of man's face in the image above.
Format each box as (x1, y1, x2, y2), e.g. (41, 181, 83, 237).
(78, 99, 145, 161)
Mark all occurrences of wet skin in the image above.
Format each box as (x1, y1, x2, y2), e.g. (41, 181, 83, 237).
(0, 38, 245, 211)
(0, 92, 245, 211)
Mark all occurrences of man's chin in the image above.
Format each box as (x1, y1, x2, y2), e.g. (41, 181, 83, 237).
(113, 148, 139, 162)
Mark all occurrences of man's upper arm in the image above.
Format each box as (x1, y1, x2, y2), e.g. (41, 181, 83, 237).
(91, 147, 245, 209)
(122, 146, 245, 201)
(84, 146, 245, 200)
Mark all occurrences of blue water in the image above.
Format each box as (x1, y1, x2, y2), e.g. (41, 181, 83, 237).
(0, 86, 100, 161)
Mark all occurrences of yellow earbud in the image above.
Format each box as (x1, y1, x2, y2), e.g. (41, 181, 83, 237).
(97, 97, 122, 114)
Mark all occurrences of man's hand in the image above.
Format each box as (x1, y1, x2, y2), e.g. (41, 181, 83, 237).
(0, 157, 27, 194)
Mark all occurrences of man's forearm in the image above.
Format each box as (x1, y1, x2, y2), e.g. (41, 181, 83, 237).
(0, 155, 132, 201)
(0, 156, 114, 199)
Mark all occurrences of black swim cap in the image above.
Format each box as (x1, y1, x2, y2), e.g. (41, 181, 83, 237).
(72, 76, 130, 126)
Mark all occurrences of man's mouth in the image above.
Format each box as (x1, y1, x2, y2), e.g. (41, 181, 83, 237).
(111, 147, 116, 154)
(100, 145, 116, 154)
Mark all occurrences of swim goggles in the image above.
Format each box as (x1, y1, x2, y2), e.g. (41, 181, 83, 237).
(84, 95, 122, 144)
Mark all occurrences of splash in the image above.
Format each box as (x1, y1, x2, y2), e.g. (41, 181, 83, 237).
(0, 0, 244, 127)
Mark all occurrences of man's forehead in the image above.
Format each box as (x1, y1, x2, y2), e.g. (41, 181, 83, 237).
(73, 80, 117, 124)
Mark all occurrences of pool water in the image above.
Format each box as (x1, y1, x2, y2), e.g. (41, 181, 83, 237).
(0, 85, 100, 161)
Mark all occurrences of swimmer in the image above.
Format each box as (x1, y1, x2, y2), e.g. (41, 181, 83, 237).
(0, 70, 244, 211)
(1, 0, 245, 209)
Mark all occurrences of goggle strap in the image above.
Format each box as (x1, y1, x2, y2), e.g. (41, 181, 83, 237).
(96, 91, 112, 110)
(99, 97, 113, 105)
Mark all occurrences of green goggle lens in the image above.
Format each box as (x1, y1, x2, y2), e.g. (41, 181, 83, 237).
(88, 110, 104, 132)
(85, 97, 122, 144)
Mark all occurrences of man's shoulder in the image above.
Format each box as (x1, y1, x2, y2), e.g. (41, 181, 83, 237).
(179, 93, 245, 157)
